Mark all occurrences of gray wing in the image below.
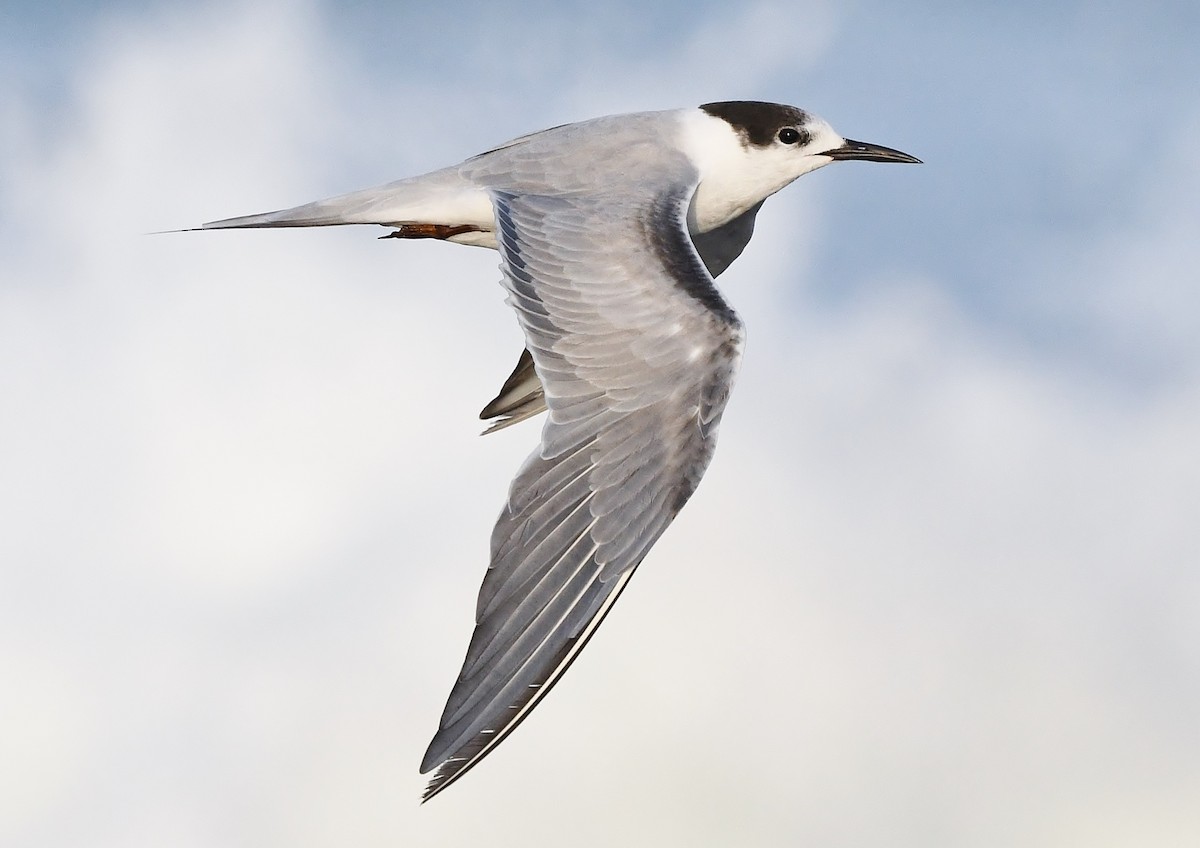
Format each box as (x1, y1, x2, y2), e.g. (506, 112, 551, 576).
(691, 199, 764, 277)
(420, 175, 745, 800)
(478, 348, 544, 434)
(478, 200, 764, 433)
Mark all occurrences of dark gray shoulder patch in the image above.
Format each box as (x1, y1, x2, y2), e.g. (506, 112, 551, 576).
(699, 101, 809, 147)
(640, 186, 738, 325)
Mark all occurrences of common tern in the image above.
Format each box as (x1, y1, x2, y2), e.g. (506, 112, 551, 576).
(195, 101, 920, 800)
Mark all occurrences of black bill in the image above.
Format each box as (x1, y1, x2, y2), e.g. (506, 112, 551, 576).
(826, 138, 922, 164)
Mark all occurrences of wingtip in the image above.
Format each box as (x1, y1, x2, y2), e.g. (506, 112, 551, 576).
(417, 730, 468, 802)
(418, 755, 471, 803)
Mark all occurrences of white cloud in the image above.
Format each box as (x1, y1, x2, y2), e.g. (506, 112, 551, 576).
(561, 0, 839, 115)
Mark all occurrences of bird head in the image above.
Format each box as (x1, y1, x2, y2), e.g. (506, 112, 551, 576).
(685, 100, 920, 232)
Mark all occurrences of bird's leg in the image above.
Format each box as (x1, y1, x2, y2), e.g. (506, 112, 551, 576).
(379, 223, 485, 240)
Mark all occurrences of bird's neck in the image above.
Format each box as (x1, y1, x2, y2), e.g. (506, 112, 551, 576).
(678, 110, 797, 234)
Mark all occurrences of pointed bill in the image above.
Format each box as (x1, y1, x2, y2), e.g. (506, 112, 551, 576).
(825, 138, 922, 164)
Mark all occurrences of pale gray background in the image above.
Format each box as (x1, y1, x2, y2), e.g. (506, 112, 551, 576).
(2, 1, 1198, 846)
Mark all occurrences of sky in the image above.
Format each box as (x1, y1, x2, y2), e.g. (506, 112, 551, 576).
(2, 1, 1198, 846)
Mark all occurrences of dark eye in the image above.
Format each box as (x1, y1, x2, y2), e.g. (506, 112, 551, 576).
(777, 127, 802, 144)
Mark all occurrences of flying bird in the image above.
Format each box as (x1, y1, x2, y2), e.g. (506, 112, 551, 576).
(195, 101, 920, 800)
